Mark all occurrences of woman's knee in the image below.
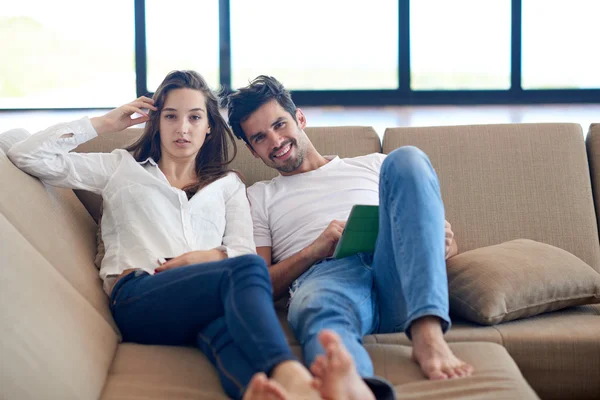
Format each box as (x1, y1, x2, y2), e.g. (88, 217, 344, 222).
(228, 254, 270, 282)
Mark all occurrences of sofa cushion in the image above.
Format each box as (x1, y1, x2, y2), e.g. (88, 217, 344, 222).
(100, 344, 229, 400)
(365, 317, 504, 346)
(0, 213, 118, 400)
(0, 149, 115, 328)
(495, 304, 600, 400)
(102, 342, 538, 400)
(585, 123, 600, 239)
(383, 123, 600, 273)
(446, 239, 600, 325)
(369, 342, 538, 400)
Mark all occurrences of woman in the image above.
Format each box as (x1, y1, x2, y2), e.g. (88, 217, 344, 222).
(7, 70, 337, 400)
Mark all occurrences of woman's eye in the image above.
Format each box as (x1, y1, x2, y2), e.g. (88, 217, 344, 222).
(164, 114, 175, 119)
(191, 115, 201, 120)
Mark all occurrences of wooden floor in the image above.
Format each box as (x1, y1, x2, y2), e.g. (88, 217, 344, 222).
(1, 104, 599, 139)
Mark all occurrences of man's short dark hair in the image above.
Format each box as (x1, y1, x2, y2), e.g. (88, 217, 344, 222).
(225, 75, 297, 145)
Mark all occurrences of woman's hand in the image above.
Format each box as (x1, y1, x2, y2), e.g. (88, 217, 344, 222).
(154, 249, 227, 273)
(91, 96, 157, 135)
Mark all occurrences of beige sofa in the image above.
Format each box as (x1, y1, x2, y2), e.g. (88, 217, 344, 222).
(2, 121, 600, 400)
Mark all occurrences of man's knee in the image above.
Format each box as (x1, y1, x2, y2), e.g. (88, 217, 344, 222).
(382, 146, 433, 182)
(287, 284, 357, 339)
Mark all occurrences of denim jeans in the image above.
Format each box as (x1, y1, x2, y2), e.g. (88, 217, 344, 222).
(287, 146, 451, 377)
(110, 254, 295, 399)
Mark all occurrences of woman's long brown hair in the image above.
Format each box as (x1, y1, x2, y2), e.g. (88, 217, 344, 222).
(125, 70, 239, 198)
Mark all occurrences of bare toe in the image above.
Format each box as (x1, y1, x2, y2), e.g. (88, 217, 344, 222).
(314, 329, 375, 400)
(243, 373, 289, 400)
(310, 355, 328, 378)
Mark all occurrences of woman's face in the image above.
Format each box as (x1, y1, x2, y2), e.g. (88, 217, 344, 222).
(159, 88, 211, 161)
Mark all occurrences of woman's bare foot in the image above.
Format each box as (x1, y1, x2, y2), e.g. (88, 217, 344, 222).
(243, 373, 289, 400)
(309, 330, 375, 400)
(410, 316, 474, 380)
(270, 360, 322, 400)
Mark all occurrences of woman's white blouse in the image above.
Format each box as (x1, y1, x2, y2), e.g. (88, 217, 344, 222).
(7, 117, 256, 295)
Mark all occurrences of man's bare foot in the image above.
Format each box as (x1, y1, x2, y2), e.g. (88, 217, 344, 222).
(410, 316, 474, 380)
(309, 330, 375, 400)
(270, 360, 322, 400)
(243, 373, 289, 400)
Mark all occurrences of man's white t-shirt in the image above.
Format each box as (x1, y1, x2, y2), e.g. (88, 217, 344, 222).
(247, 153, 386, 264)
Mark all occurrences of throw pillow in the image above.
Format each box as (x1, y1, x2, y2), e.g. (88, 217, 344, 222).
(446, 239, 600, 325)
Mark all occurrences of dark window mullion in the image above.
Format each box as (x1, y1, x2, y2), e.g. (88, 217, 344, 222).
(511, 0, 522, 94)
(219, 0, 232, 92)
(399, 0, 410, 96)
(134, 0, 147, 97)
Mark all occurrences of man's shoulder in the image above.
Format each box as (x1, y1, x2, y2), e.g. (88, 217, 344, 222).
(247, 178, 279, 199)
(341, 153, 386, 169)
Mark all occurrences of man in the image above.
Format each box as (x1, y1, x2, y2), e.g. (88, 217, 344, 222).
(225, 75, 473, 382)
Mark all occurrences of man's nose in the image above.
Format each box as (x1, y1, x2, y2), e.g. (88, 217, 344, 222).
(269, 132, 285, 149)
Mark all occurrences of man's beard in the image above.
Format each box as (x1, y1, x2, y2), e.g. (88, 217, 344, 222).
(270, 141, 306, 173)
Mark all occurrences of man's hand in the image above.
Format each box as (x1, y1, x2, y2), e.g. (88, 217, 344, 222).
(154, 249, 226, 273)
(306, 220, 346, 260)
(444, 220, 457, 260)
(91, 96, 157, 135)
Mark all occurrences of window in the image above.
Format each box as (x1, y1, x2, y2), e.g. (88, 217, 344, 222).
(146, 0, 220, 92)
(230, 0, 398, 90)
(410, 0, 511, 90)
(522, 0, 600, 89)
(0, 1, 135, 108)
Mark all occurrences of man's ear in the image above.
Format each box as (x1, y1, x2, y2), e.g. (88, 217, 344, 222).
(246, 143, 260, 159)
(296, 108, 307, 129)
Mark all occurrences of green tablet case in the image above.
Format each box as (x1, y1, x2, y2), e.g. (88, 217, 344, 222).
(333, 205, 379, 259)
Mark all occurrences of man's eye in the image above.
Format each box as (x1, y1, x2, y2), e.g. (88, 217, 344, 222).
(274, 122, 284, 129)
(254, 135, 264, 143)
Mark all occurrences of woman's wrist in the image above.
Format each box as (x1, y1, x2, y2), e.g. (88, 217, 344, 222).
(90, 116, 110, 135)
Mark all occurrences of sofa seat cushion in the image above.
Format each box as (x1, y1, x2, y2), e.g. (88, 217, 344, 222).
(102, 342, 537, 400)
(365, 318, 504, 346)
(495, 304, 600, 400)
(446, 239, 600, 325)
(100, 344, 229, 400)
(368, 342, 538, 399)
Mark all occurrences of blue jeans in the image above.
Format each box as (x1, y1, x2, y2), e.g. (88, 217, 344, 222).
(110, 254, 295, 400)
(287, 146, 451, 377)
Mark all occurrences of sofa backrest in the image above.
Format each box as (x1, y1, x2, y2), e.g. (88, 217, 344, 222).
(383, 123, 600, 272)
(73, 126, 381, 221)
(0, 144, 119, 400)
(585, 123, 600, 242)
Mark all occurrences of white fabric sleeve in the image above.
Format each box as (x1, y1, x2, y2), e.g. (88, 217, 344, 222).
(7, 117, 120, 194)
(220, 175, 257, 258)
(247, 184, 272, 248)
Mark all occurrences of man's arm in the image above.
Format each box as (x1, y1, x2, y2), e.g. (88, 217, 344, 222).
(256, 220, 346, 300)
(257, 246, 320, 300)
(444, 220, 459, 259)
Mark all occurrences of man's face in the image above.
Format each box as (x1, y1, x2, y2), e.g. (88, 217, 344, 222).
(241, 100, 309, 175)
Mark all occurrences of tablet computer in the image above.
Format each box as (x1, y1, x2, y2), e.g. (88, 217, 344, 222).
(333, 204, 379, 259)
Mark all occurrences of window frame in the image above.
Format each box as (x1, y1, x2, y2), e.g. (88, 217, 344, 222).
(2, 0, 598, 110)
